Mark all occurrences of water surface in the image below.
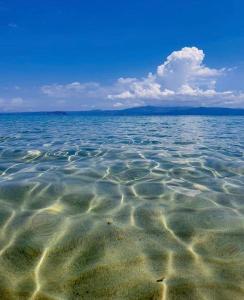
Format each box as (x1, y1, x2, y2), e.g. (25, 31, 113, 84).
(0, 115, 244, 299)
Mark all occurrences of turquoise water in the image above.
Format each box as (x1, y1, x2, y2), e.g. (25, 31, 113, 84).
(0, 114, 244, 300)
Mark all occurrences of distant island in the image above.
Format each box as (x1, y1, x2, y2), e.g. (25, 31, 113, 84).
(73, 106, 244, 116)
(2, 106, 244, 116)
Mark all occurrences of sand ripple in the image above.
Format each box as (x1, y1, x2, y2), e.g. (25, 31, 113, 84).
(0, 115, 243, 299)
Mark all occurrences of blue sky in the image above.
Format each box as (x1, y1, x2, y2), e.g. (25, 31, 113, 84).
(0, 0, 244, 111)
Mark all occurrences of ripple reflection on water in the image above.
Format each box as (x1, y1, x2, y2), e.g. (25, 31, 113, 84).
(0, 115, 244, 299)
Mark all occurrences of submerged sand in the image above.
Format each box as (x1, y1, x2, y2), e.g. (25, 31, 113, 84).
(0, 115, 244, 299)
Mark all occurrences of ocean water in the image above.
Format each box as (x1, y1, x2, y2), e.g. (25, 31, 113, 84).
(0, 114, 244, 300)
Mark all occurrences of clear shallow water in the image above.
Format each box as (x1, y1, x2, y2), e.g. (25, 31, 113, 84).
(0, 114, 244, 300)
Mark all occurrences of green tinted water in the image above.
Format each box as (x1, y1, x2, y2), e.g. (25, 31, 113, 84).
(0, 115, 243, 299)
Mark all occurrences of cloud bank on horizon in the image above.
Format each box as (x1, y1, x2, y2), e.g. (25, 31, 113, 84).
(41, 47, 244, 109)
(1, 47, 244, 111)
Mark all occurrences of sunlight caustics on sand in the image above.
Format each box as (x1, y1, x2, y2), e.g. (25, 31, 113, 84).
(0, 114, 243, 299)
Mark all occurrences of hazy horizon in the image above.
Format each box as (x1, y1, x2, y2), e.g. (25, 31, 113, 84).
(1, 105, 244, 115)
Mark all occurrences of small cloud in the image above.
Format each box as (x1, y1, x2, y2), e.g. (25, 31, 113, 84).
(113, 102, 124, 108)
(8, 23, 18, 28)
(41, 81, 101, 98)
(56, 99, 66, 105)
(11, 97, 24, 106)
(0, 97, 25, 112)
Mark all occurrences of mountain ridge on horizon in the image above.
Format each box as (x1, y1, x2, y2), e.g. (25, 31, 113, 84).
(1, 106, 244, 116)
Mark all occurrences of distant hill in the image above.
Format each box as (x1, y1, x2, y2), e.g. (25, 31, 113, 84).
(1, 106, 244, 116)
(71, 106, 244, 116)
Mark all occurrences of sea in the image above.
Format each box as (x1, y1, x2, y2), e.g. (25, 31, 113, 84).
(0, 113, 243, 299)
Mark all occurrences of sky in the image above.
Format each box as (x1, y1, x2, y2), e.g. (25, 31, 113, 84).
(0, 0, 244, 112)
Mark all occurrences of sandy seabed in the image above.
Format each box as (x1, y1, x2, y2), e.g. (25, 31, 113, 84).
(0, 115, 243, 299)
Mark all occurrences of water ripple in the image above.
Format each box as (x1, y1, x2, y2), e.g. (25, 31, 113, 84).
(0, 115, 243, 299)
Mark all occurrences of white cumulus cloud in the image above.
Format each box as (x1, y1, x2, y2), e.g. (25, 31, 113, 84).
(109, 47, 226, 101)
(40, 47, 244, 108)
